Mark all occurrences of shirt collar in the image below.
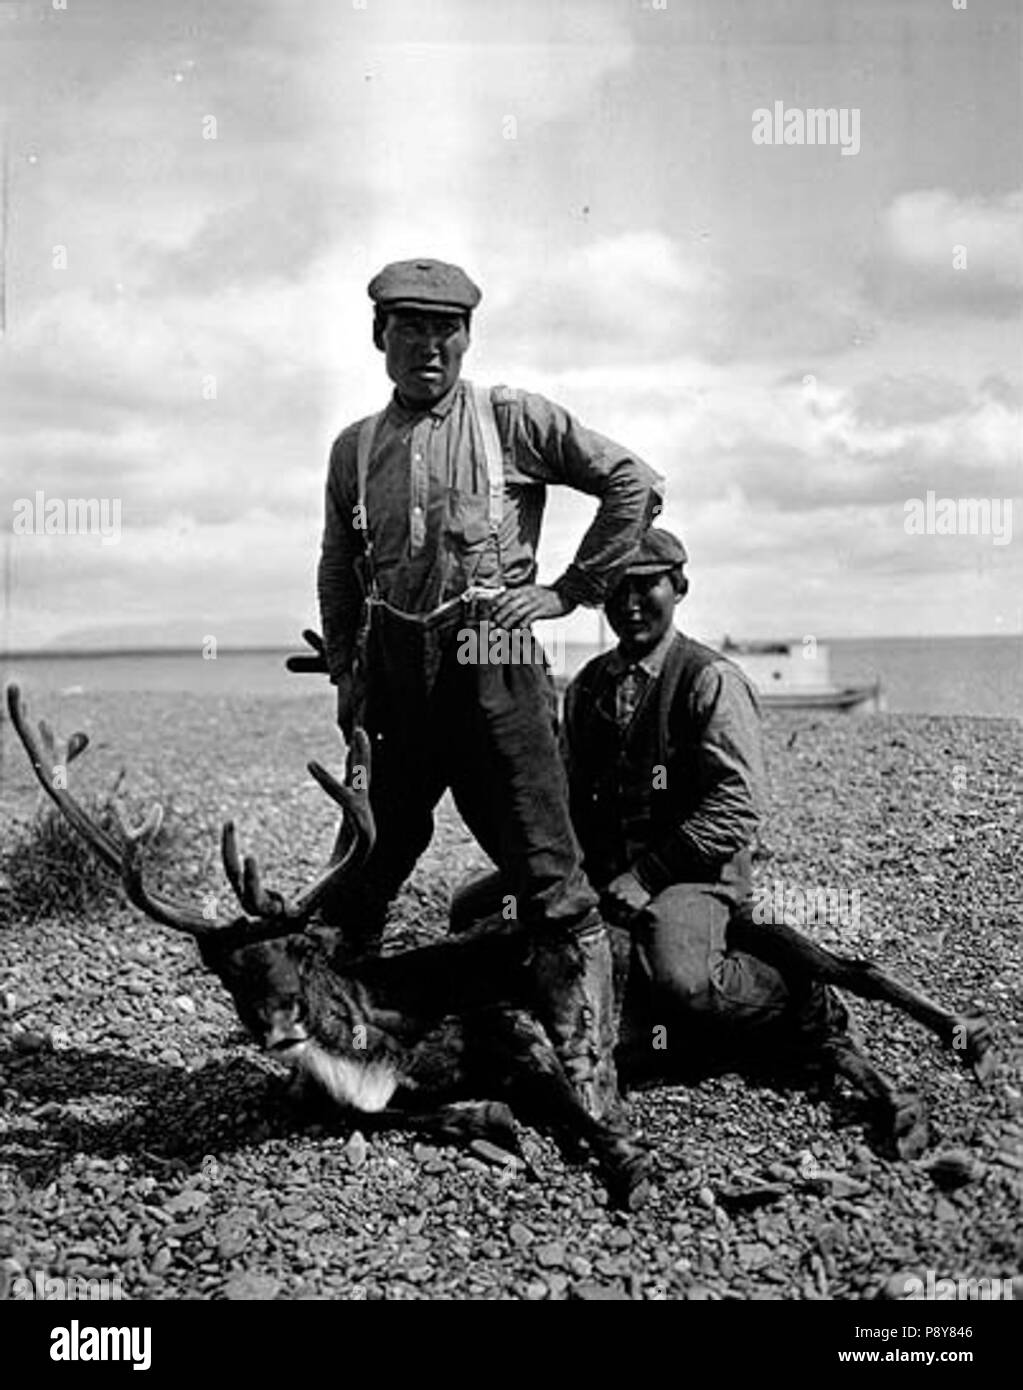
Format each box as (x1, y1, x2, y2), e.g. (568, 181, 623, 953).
(388, 378, 464, 424)
(607, 624, 678, 680)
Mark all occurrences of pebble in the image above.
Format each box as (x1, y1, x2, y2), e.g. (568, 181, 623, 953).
(223, 1272, 280, 1301)
(535, 1241, 565, 1268)
(574, 1280, 626, 1301)
(345, 1132, 368, 1169)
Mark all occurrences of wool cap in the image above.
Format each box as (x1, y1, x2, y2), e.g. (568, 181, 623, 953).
(367, 259, 482, 314)
(621, 527, 688, 574)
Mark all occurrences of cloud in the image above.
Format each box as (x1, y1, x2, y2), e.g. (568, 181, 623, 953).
(866, 188, 1023, 315)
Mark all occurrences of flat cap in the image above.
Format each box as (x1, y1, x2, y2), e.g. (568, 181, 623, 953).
(621, 527, 688, 575)
(367, 258, 482, 314)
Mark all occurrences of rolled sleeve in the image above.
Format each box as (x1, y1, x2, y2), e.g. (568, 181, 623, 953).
(633, 663, 764, 891)
(507, 392, 664, 605)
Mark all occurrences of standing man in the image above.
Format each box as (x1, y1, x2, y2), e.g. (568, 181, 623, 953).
(316, 257, 663, 1121)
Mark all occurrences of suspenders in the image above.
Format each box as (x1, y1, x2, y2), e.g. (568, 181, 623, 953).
(354, 381, 505, 603)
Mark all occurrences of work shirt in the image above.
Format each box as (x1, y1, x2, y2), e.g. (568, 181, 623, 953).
(317, 379, 663, 681)
(607, 623, 678, 727)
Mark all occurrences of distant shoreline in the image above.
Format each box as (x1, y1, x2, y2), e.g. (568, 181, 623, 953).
(1, 632, 1019, 660)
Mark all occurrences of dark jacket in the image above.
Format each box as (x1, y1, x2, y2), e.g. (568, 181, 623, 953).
(562, 630, 765, 893)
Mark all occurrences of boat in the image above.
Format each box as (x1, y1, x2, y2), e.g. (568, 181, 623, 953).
(721, 637, 883, 714)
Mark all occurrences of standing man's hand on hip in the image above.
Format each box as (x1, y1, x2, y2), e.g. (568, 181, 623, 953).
(491, 584, 573, 629)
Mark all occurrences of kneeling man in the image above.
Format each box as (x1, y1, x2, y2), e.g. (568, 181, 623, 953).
(560, 528, 796, 1058)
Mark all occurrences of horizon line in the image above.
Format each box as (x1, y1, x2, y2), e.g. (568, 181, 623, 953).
(0, 631, 1019, 660)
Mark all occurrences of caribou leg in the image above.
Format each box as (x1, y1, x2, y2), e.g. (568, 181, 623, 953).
(728, 905, 996, 1083)
(467, 1007, 653, 1211)
(814, 1006, 931, 1160)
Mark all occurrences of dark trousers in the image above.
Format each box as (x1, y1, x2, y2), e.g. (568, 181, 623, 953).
(624, 879, 791, 1048)
(322, 614, 599, 952)
(452, 861, 796, 1048)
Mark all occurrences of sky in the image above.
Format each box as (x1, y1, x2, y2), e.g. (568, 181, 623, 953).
(0, 0, 1020, 650)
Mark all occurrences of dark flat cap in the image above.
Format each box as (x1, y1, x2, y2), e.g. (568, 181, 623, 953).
(368, 259, 482, 314)
(621, 527, 688, 575)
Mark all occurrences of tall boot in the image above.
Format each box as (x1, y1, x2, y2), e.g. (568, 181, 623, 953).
(528, 918, 622, 1125)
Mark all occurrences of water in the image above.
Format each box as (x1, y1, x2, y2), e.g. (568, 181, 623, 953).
(0, 635, 1019, 718)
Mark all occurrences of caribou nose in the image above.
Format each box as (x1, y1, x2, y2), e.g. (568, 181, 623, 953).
(265, 1009, 308, 1051)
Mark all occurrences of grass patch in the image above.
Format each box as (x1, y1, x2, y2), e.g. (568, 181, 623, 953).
(0, 771, 182, 924)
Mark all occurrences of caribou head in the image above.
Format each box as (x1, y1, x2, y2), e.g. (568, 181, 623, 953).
(3, 682, 399, 1105)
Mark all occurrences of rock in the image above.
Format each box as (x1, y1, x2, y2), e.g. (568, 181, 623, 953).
(12, 1031, 50, 1054)
(223, 1272, 280, 1301)
(934, 1197, 957, 1223)
(469, 1139, 526, 1170)
(162, 1190, 209, 1216)
(345, 1131, 368, 1169)
(717, 1184, 787, 1212)
(697, 1186, 716, 1208)
(508, 1222, 533, 1248)
(174, 995, 196, 1015)
(877, 1271, 925, 1301)
(736, 1242, 774, 1271)
(523, 1280, 548, 1301)
(573, 1280, 627, 1300)
(535, 1241, 566, 1268)
(568, 1255, 592, 1278)
(765, 1162, 794, 1184)
(993, 1150, 1023, 1171)
(149, 1247, 172, 1276)
(927, 1150, 981, 1190)
(801, 1170, 869, 1200)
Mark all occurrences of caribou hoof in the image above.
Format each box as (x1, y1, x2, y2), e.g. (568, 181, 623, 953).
(959, 1016, 998, 1085)
(603, 1147, 654, 1212)
(886, 1090, 930, 1161)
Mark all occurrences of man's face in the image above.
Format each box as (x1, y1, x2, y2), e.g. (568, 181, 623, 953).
(605, 570, 679, 658)
(381, 310, 469, 406)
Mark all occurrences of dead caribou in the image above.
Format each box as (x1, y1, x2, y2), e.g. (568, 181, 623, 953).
(5, 683, 995, 1209)
(5, 682, 652, 1208)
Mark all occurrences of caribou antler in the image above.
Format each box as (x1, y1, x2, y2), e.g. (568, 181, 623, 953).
(217, 727, 376, 935)
(5, 682, 212, 935)
(6, 682, 376, 947)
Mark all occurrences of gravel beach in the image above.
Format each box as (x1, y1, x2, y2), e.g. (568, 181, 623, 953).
(0, 692, 1019, 1302)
